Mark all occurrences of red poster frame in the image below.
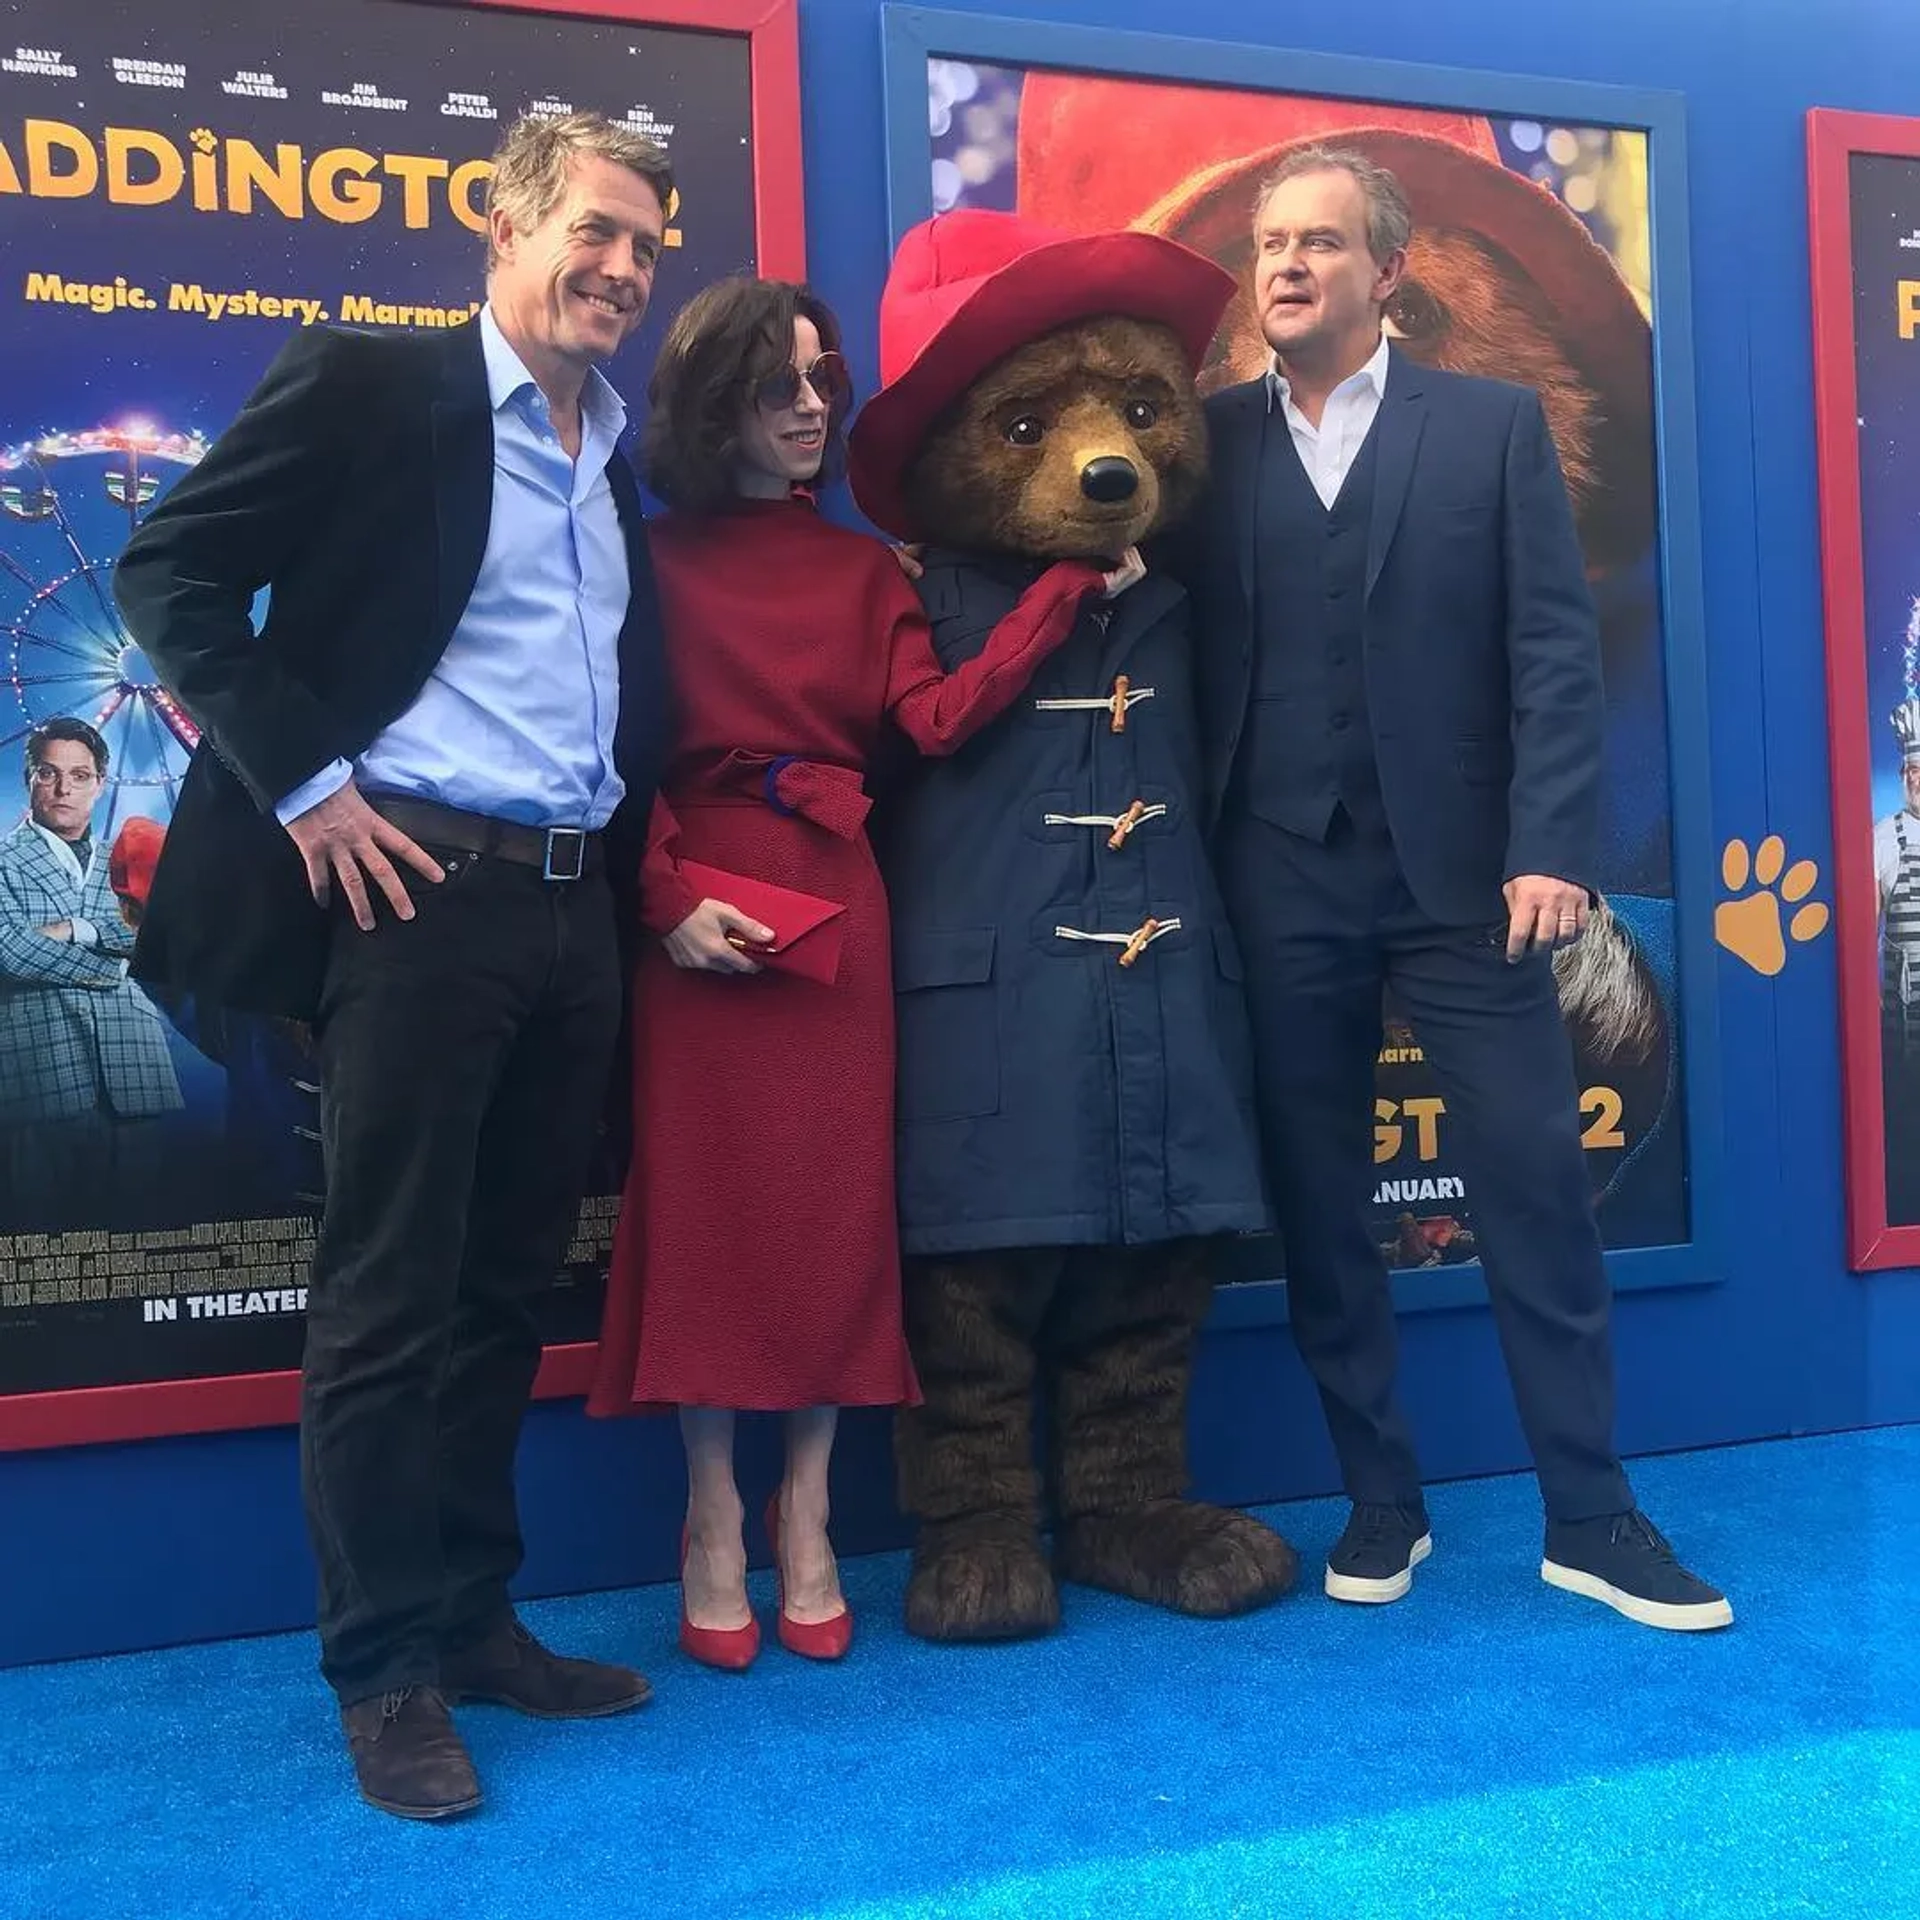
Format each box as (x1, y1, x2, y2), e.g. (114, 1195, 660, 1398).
(1807, 107, 1920, 1270)
(0, 0, 805, 1451)
(481, 0, 806, 280)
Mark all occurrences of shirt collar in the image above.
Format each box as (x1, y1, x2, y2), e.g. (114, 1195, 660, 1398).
(1266, 332, 1392, 415)
(478, 303, 627, 436)
(29, 819, 89, 876)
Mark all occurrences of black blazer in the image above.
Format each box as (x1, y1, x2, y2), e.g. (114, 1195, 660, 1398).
(1176, 351, 1603, 924)
(113, 320, 668, 1020)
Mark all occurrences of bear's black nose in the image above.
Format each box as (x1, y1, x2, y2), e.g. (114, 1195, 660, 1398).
(1080, 457, 1139, 504)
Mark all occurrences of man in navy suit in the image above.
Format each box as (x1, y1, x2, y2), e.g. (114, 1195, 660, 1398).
(1182, 147, 1729, 1630)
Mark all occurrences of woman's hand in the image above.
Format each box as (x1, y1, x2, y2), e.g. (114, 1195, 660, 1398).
(663, 899, 776, 974)
(1100, 546, 1147, 598)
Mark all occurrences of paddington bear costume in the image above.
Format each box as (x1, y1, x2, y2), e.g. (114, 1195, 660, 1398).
(850, 211, 1299, 1641)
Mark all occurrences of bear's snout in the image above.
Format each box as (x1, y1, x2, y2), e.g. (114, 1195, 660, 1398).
(1079, 457, 1139, 504)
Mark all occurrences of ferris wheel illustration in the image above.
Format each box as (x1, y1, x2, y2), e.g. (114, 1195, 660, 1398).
(1, 420, 208, 843)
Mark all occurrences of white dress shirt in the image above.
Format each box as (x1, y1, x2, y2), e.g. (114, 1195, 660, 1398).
(1266, 332, 1391, 509)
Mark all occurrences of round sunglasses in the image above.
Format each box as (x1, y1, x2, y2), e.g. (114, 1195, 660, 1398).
(755, 350, 851, 414)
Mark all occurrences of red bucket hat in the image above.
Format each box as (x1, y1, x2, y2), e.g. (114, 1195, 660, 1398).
(108, 814, 165, 912)
(847, 209, 1235, 544)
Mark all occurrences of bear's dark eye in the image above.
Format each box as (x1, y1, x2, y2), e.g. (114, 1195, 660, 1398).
(1005, 416, 1045, 447)
(1124, 399, 1159, 431)
(1384, 280, 1444, 342)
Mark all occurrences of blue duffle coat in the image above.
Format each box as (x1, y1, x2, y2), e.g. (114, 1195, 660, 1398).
(873, 549, 1272, 1256)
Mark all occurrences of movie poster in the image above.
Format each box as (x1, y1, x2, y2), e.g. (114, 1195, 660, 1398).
(0, 1, 753, 1401)
(920, 61, 1688, 1276)
(1848, 153, 1920, 1230)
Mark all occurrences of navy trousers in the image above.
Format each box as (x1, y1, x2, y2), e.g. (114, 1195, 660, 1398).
(1219, 806, 1633, 1524)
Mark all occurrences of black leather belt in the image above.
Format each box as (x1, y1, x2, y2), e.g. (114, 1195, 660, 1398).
(367, 794, 603, 881)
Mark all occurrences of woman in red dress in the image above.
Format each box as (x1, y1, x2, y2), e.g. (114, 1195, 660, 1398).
(586, 277, 1136, 1668)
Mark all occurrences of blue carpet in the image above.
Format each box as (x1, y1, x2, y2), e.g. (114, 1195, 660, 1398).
(3, 1428, 1914, 1919)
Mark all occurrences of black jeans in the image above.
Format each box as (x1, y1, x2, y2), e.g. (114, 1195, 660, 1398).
(300, 849, 621, 1704)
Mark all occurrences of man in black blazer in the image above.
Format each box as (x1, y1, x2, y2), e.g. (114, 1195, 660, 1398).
(114, 113, 673, 1816)
(1184, 147, 1729, 1630)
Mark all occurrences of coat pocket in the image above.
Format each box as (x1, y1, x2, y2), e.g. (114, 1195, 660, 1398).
(1210, 922, 1246, 982)
(1455, 740, 1514, 787)
(894, 927, 999, 1123)
(1208, 923, 1261, 1119)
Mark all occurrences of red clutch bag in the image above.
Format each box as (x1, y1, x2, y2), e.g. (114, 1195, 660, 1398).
(677, 860, 848, 985)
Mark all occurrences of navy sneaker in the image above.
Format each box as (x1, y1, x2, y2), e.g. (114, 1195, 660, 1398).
(1324, 1501, 1433, 1604)
(1541, 1510, 1732, 1631)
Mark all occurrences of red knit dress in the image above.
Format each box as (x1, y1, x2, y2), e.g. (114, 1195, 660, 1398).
(587, 496, 1101, 1412)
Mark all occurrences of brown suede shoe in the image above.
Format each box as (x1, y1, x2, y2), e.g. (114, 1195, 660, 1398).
(441, 1618, 652, 1719)
(340, 1686, 481, 1821)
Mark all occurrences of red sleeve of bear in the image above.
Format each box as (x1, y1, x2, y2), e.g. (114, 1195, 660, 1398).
(882, 556, 1106, 755)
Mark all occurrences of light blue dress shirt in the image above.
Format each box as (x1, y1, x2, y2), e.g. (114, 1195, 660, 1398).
(276, 305, 631, 830)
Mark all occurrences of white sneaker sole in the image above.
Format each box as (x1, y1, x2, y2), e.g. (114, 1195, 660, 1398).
(1540, 1558, 1734, 1631)
(1325, 1532, 1432, 1604)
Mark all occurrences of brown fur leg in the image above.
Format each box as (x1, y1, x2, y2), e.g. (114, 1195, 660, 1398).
(896, 1252, 1061, 1642)
(1044, 1240, 1298, 1616)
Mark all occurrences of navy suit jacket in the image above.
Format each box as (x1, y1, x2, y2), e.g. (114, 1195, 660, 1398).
(1176, 350, 1604, 926)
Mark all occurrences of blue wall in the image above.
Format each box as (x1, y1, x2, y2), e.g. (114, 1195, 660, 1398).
(5, 0, 1918, 1670)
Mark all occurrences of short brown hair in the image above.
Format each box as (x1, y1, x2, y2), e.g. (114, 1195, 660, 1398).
(25, 716, 108, 783)
(1253, 144, 1414, 263)
(643, 277, 850, 515)
(484, 112, 673, 269)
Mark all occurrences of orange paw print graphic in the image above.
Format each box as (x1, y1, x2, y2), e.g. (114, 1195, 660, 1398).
(1715, 835, 1830, 976)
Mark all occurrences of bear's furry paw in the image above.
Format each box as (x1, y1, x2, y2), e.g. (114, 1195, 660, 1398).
(904, 1514, 1061, 1643)
(1055, 1500, 1299, 1616)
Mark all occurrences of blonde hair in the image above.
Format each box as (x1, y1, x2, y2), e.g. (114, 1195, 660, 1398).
(484, 111, 673, 268)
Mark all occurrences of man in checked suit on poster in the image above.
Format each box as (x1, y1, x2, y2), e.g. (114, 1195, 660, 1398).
(0, 717, 182, 1222)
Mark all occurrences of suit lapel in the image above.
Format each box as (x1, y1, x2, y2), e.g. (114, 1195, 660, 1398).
(1225, 385, 1265, 610)
(606, 451, 648, 586)
(1366, 348, 1426, 598)
(604, 453, 665, 785)
(430, 320, 494, 653)
(19, 823, 78, 902)
(606, 455, 653, 690)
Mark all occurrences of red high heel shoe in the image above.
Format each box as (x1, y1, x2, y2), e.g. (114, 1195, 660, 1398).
(679, 1523, 759, 1671)
(764, 1495, 854, 1661)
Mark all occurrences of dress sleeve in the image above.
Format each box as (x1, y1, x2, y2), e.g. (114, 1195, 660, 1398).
(883, 556, 1106, 755)
(639, 795, 702, 937)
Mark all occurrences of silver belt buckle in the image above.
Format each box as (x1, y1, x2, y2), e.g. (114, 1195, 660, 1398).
(542, 827, 586, 881)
